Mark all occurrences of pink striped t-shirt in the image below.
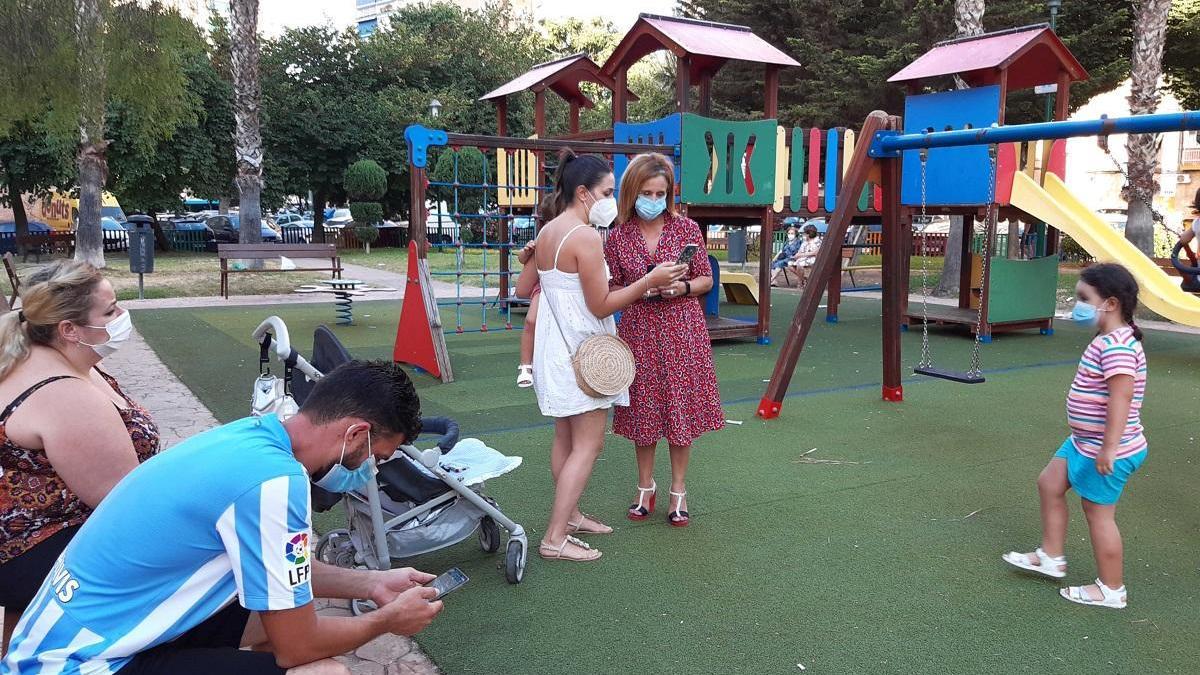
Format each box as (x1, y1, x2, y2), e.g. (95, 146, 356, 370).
(1066, 326, 1147, 459)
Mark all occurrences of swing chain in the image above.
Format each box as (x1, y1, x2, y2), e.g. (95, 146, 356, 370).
(917, 148, 932, 370)
(966, 144, 999, 378)
(1100, 139, 1167, 228)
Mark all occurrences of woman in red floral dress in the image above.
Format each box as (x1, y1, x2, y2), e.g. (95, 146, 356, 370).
(604, 153, 724, 527)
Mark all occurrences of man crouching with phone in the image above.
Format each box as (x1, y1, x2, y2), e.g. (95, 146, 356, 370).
(3, 361, 442, 675)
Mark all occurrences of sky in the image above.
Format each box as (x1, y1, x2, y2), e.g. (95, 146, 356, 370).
(257, 0, 676, 35)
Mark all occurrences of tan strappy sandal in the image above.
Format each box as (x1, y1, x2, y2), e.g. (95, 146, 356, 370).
(539, 535, 602, 562)
(567, 513, 613, 535)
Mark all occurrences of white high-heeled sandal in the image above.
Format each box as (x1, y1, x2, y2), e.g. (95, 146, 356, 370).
(668, 490, 689, 527)
(628, 481, 656, 521)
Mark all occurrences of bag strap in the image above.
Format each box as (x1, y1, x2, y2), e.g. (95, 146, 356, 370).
(538, 286, 579, 358)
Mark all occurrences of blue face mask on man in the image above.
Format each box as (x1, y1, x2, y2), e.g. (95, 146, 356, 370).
(313, 426, 374, 493)
(635, 195, 667, 221)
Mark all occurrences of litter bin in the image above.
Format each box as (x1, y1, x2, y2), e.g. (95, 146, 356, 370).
(126, 215, 155, 298)
(727, 227, 747, 264)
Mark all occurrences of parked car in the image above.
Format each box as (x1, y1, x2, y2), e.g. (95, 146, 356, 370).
(280, 218, 315, 243)
(274, 212, 306, 227)
(205, 214, 279, 243)
(325, 208, 353, 228)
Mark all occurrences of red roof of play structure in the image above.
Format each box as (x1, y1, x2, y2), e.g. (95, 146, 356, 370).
(602, 14, 799, 80)
(888, 25, 1087, 90)
(479, 53, 635, 108)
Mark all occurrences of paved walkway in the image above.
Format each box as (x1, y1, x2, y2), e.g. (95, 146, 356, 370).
(98, 319, 439, 673)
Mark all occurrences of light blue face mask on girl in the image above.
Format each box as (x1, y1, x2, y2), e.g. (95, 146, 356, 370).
(635, 195, 667, 221)
(1071, 301, 1100, 327)
(313, 428, 374, 493)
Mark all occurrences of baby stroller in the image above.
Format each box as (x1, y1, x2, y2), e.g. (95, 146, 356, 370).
(250, 317, 528, 590)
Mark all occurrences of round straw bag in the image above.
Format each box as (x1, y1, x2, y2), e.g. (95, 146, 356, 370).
(571, 334, 636, 397)
(543, 288, 635, 398)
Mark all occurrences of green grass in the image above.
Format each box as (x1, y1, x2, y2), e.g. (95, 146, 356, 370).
(131, 293, 1200, 674)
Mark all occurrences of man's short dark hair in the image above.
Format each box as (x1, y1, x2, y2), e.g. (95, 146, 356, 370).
(300, 360, 421, 442)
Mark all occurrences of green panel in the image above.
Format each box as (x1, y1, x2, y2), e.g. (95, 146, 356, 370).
(858, 183, 871, 211)
(680, 113, 777, 206)
(789, 127, 805, 212)
(985, 255, 1059, 323)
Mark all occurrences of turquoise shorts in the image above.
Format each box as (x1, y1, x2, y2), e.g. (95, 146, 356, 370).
(1053, 438, 1146, 505)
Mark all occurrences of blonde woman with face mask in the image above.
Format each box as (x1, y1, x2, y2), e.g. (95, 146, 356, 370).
(0, 261, 159, 651)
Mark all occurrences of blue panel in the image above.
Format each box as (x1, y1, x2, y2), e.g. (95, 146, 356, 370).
(357, 18, 378, 37)
(613, 114, 682, 199)
(705, 254, 720, 316)
(900, 86, 1001, 206)
(824, 128, 839, 212)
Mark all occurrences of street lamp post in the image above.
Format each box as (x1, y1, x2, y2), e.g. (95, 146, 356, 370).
(429, 99, 442, 118)
(1044, 0, 1062, 123)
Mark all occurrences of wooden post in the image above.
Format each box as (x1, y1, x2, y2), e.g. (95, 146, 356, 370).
(569, 101, 580, 134)
(534, 89, 546, 139)
(677, 56, 691, 114)
(757, 111, 888, 419)
(613, 68, 628, 125)
(757, 207, 773, 343)
(764, 65, 779, 119)
(409, 166, 428, 257)
(880, 137, 905, 402)
(698, 72, 712, 116)
(826, 247, 842, 322)
(496, 98, 508, 137)
(958, 214, 974, 310)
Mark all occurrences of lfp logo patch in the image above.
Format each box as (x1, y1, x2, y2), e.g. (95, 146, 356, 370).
(284, 532, 311, 587)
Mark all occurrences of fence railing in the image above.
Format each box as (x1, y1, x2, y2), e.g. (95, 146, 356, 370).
(279, 225, 410, 249)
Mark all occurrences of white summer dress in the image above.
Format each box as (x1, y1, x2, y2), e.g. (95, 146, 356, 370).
(532, 223, 630, 417)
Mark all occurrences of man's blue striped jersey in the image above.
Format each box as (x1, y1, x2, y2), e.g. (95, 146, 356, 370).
(2, 414, 313, 674)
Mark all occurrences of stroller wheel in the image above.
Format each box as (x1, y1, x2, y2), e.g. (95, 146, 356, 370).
(316, 529, 356, 569)
(479, 516, 501, 553)
(505, 538, 526, 584)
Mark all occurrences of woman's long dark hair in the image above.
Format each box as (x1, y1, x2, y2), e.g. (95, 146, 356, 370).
(1080, 263, 1143, 341)
(542, 148, 611, 219)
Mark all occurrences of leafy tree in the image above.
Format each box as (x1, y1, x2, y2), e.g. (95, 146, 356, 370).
(345, 158, 386, 229)
(0, 0, 191, 267)
(0, 118, 73, 251)
(1164, 0, 1200, 111)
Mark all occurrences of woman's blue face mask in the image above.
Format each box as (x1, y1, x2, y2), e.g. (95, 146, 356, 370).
(635, 195, 667, 221)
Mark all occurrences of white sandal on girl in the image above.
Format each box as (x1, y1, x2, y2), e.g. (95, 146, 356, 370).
(1059, 578, 1126, 609)
(516, 364, 534, 388)
(1001, 547, 1066, 579)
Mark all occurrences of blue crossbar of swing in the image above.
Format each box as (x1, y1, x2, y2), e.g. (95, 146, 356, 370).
(870, 111, 1200, 157)
(426, 180, 551, 192)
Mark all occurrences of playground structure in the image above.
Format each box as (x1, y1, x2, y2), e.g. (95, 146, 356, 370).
(392, 18, 1200, 393)
(396, 14, 889, 382)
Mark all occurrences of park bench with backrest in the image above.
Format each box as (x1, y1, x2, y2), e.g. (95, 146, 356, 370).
(217, 243, 342, 299)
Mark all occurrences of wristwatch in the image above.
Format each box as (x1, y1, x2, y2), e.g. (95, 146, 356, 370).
(683, 280, 692, 296)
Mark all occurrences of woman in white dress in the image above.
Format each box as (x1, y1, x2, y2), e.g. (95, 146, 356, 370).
(515, 149, 685, 562)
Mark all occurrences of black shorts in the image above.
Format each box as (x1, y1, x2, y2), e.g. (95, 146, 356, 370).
(118, 602, 286, 674)
(0, 524, 81, 611)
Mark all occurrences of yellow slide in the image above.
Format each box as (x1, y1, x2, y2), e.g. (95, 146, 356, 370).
(1009, 171, 1200, 327)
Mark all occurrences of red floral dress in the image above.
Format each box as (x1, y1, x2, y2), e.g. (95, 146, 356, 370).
(604, 213, 724, 447)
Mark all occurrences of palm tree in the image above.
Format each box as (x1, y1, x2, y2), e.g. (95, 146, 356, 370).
(229, 0, 264, 249)
(1123, 0, 1172, 255)
(74, 0, 108, 268)
(935, 0, 985, 296)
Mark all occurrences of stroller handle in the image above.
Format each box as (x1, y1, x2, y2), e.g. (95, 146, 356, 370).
(251, 316, 322, 381)
(419, 416, 460, 453)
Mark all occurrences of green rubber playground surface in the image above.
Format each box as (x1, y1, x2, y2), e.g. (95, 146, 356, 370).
(132, 294, 1200, 674)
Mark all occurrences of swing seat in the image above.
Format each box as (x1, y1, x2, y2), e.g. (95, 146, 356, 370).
(913, 366, 985, 384)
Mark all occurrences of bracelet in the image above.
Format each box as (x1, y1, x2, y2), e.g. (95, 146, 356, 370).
(684, 280, 691, 296)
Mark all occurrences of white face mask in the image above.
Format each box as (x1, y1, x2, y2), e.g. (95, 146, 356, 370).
(79, 311, 132, 359)
(584, 191, 618, 228)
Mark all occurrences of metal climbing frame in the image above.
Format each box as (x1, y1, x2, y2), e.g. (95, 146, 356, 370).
(405, 128, 674, 335)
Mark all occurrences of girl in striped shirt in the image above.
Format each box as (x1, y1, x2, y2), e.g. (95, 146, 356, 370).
(1003, 263, 1147, 609)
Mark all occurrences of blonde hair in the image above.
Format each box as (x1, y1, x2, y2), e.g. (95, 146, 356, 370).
(617, 153, 676, 225)
(0, 260, 104, 380)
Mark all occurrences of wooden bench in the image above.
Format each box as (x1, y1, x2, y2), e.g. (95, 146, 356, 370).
(218, 244, 342, 299)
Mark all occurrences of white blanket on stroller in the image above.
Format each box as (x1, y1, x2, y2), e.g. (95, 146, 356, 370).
(413, 438, 522, 486)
